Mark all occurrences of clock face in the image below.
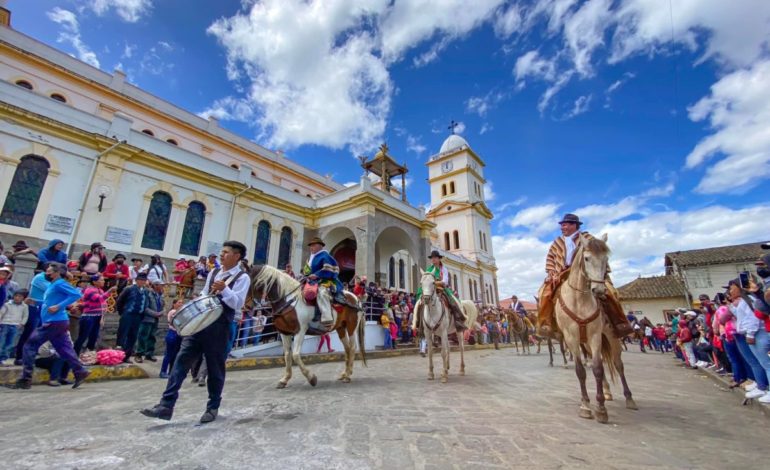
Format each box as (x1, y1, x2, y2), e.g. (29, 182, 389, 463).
(441, 161, 453, 173)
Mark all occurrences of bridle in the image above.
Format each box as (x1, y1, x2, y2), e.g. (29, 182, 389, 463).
(421, 275, 446, 332)
(558, 240, 607, 343)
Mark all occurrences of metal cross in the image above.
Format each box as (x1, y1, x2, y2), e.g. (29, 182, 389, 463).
(448, 120, 458, 135)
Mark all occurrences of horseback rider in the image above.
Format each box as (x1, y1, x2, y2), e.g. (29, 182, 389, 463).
(510, 295, 528, 318)
(415, 250, 467, 331)
(536, 213, 633, 339)
(302, 237, 358, 323)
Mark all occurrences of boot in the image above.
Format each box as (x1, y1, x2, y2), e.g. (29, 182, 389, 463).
(313, 305, 322, 323)
(449, 302, 467, 331)
(4, 378, 31, 390)
(200, 408, 218, 424)
(140, 404, 173, 421)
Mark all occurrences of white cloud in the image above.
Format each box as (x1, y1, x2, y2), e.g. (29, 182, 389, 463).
(406, 135, 427, 155)
(484, 181, 496, 201)
(453, 121, 466, 135)
(506, 203, 562, 236)
(493, 4, 523, 38)
(685, 59, 770, 194)
(122, 43, 137, 59)
(479, 123, 493, 135)
(466, 89, 507, 117)
(604, 71, 635, 108)
(495, 196, 527, 213)
(514, 50, 557, 83)
(198, 96, 255, 122)
(559, 93, 592, 120)
(88, 0, 153, 22)
(46, 8, 100, 68)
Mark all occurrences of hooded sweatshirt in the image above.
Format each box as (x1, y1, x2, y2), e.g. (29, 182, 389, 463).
(37, 239, 67, 266)
(41, 278, 82, 323)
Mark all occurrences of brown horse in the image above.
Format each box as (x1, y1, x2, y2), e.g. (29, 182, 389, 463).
(249, 265, 366, 388)
(505, 309, 531, 355)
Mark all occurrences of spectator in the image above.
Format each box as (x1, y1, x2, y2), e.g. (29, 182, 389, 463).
(316, 333, 334, 353)
(677, 312, 698, 367)
(0, 241, 9, 265)
(129, 257, 144, 283)
(195, 256, 208, 279)
(727, 278, 770, 403)
(0, 265, 21, 298)
(0, 288, 29, 365)
(115, 272, 149, 363)
(103, 253, 130, 293)
(173, 258, 188, 283)
(160, 299, 184, 379)
(144, 254, 168, 284)
(652, 323, 668, 352)
(78, 242, 107, 275)
(381, 310, 392, 350)
(6, 262, 89, 390)
(253, 307, 267, 345)
(36, 239, 67, 273)
(718, 301, 751, 388)
(175, 259, 197, 299)
(0, 266, 9, 311)
(206, 253, 220, 273)
(6, 240, 37, 265)
(284, 263, 296, 279)
(14, 269, 49, 365)
(136, 279, 164, 363)
(73, 275, 115, 354)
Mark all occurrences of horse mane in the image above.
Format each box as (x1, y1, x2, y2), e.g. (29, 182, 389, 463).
(251, 264, 300, 297)
(584, 237, 610, 255)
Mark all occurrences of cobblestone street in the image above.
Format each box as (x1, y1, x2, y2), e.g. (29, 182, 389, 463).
(0, 348, 765, 469)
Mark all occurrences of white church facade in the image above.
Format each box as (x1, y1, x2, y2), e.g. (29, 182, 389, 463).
(0, 8, 498, 304)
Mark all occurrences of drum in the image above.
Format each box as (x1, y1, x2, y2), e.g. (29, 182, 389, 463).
(171, 295, 223, 336)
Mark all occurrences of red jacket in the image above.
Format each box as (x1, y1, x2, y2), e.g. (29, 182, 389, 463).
(103, 262, 129, 280)
(678, 326, 692, 343)
(353, 284, 365, 297)
(652, 327, 667, 340)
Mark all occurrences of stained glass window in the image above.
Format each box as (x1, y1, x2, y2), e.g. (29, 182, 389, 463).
(277, 226, 293, 269)
(0, 155, 49, 228)
(253, 220, 271, 265)
(179, 201, 206, 256)
(389, 257, 395, 288)
(398, 259, 405, 289)
(141, 191, 172, 250)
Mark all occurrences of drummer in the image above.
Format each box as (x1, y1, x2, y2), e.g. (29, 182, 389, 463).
(141, 241, 250, 424)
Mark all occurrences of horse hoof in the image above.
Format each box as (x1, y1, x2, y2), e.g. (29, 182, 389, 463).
(427, 374, 435, 381)
(342, 376, 351, 383)
(595, 407, 609, 424)
(459, 370, 465, 376)
(604, 394, 614, 401)
(626, 398, 638, 410)
(440, 376, 447, 384)
(579, 408, 594, 420)
(309, 375, 318, 387)
(337, 374, 347, 381)
(276, 382, 287, 389)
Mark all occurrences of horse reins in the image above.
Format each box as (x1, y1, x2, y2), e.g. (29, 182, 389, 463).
(421, 292, 447, 332)
(556, 290, 600, 344)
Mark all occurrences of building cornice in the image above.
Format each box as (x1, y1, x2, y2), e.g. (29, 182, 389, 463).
(427, 165, 486, 184)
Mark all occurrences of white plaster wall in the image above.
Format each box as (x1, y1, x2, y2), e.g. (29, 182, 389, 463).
(620, 297, 683, 325)
(682, 263, 760, 300)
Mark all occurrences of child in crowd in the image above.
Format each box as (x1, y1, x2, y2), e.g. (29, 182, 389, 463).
(381, 310, 392, 350)
(0, 289, 29, 365)
(160, 299, 184, 379)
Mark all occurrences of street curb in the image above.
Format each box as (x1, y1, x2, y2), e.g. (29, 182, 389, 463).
(695, 361, 770, 419)
(225, 342, 516, 372)
(0, 363, 149, 385)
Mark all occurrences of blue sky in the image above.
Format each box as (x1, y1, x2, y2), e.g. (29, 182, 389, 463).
(10, 1, 770, 298)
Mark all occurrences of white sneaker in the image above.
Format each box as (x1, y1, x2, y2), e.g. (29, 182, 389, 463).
(758, 393, 770, 404)
(1, 359, 14, 366)
(745, 382, 758, 392)
(745, 388, 766, 399)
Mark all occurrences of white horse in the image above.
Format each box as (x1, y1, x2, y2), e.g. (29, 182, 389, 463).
(249, 265, 366, 388)
(415, 269, 468, 383)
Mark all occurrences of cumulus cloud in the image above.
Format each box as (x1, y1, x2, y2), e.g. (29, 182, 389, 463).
(87, 0, 153, 22)
(466, 89, 507, 117)
(493, 3, 523, 38)
(406, 135, 427, 155)
(47, 8, 100, 68)
(506, 203, 562, 236)
(484, 181, 496, 201)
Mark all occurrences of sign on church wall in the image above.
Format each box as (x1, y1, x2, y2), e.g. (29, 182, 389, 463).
(105, 226, 135, 245)
(206, 241, 223, 256)
(44, 214, 74, 234)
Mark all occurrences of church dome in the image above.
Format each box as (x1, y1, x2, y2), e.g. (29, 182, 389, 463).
(439, 134, 469, 154)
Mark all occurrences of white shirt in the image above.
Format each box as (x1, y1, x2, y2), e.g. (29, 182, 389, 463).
(563, 232, 579, 267)
(201, 264, 250, 312)
(307, 249, 328, 271)
(143, 264, 166, 283)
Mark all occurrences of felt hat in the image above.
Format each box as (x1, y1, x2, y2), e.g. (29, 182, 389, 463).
(113, 253, 126, 261)
(135, 272, 149, 281)
(428, 250, 443, 259)
(11, 240, 29, 250)
(307, 237, 326, 247)
(558, 213, 583, 226)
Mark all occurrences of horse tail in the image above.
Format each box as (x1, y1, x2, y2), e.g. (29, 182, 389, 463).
(601, 333, 619, 383)
(357, 309, 367, 367)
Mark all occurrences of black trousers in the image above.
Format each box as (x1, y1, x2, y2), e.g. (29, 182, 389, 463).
(160, 320, 229, 411)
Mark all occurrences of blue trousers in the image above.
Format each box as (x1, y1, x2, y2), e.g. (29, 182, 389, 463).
(22, 321, 86, 380)
(734, 334, 768, 390)
(161, 329, 182, 375)
(0, 324, 19, 361)
(160, 319, 229, 410)
(15, 303, 40, 360)
(73, 315, 102, 354)
(117, 314, 142, 357)
(724, 339, 751, 384)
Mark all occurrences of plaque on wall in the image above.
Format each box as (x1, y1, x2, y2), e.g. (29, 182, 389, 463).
(44, 215, 74, 234)
(206, 241, 223, 256)
(105, 226, 135, 245)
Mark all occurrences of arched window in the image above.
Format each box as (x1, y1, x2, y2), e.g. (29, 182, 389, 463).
(399, 259, 405, 289)
(468, 279, 474, 301)
(452, 274, 458, 293)
(166, 138, 178, 146)
(453, 230, 460, 250)
(141, 129, 155, 136)
(15, 80, 33, 90)
(0, 155, 49, 228)
(277, 226, 293, 269)
(473, 280, 479, 302)
(50, 93, 67, 103)
(441, 184, 447, 197)
(443, 232, 450, 250)
(253, 220, 271, 265)
(179, 201, 206, 256)
(389, 257, 395, 288)
(449, 181, 455, 194)
(141, 191, 172, 250)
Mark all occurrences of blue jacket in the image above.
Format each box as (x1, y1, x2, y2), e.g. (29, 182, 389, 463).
(116, 284, 148, 316)
(37, 239, 67, 266)
(41, 278, 82, 323)
(29, 272, 51, 303)
(303, 250, 343, 291)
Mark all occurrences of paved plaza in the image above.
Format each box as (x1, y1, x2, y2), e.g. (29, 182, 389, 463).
(0, 348, 765, 469)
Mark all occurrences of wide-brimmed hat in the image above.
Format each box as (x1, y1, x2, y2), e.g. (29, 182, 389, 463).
(558, 213, 583, 226)
(12, 240, 29, 250)
(135, 272, 148, 280)
(307, 237, 326, 247)
(90, 242, 104, 250)
(428, 250, 443, 259)
(113, 253, 126, 261)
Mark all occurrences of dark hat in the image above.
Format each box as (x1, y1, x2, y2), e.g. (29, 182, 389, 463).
(131, 258, 143, 262)
(722, 278, 742, 290)
(307, 237, 326, 247)
(135, 272, 149, 280)
(428, 250, 443, 259)
(113, 253, 126, 261)
(90, 242, 104, 250)
(558, 213, 583, 226)
(11, 240, 29, 250)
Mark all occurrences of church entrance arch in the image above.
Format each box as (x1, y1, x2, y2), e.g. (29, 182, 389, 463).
(374, 225, 420, 292)
(322, 226, 357, 284)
